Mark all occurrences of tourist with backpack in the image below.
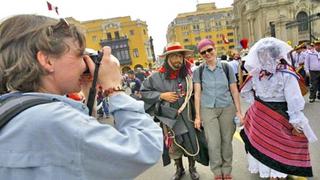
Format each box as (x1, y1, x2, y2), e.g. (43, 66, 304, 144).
(192, 39, 244, 180)
(0, 14, 162, 180)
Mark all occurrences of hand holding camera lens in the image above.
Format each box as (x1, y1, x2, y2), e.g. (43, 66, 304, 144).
(82, 46, 121, 90)
(98, 46, 122, 91)
(83, 46, 122, 115)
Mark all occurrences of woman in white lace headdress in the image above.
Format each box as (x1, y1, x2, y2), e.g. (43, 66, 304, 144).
(240, 37, 317, 179)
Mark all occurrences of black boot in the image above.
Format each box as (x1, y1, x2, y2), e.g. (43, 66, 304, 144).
(171, 158, 185, 180)
(188, 157, 200, 180)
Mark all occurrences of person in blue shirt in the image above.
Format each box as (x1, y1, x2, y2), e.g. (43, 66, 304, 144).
(0, 14, 163, 180)
(126, 70, 142, 99)
(193, 39, 244, 180)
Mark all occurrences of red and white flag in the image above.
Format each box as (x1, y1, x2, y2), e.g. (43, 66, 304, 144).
(47, 1, 59, 15)
(222, 34, 229, 44)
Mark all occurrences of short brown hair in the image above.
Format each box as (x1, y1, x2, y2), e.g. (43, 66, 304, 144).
(0, 14, 86, 94)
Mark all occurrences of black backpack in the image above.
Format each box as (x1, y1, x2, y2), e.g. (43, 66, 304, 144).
(0, 93, 56, 129)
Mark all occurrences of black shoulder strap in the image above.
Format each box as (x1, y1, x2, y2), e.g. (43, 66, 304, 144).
(199, 63, 205, 90)
(221, 61, 230, 83)
(0, 94, 55, 129)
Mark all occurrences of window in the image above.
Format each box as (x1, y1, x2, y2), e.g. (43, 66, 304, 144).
(133, 48, 139, 58)
(107, 33, 112, 40)
(193, 24, 200, 30)
(297, 11, 308, 32)
(114, 31, 120, 39)
(92, 35, 97, 42)
(143, 29, 146, 35)
(227, 32, 234, 36)
(121, 50, 126, 59)
(270, 22, 276, 37)
(125, 50, 129, 59)
(130, 30, 134, 35)
(115, 51, 121, 59)
(184, 38, 189, 43)
(195, 36, 201, 41)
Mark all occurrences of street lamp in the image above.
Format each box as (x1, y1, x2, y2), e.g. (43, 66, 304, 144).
(149, 36, 156, 63)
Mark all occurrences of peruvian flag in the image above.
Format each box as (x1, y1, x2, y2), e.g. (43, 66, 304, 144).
(222, 34, 229, 44)
(47, 1, 59, 15)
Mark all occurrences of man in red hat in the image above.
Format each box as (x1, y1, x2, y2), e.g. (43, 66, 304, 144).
(141, 42, 206, 180)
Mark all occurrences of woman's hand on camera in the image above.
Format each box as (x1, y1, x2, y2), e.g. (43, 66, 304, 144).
(98, 46, 122, 90)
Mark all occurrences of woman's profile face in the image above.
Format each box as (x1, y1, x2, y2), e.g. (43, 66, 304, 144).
(45, 39, 87, 95)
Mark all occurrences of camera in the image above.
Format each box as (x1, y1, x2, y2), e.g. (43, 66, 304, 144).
(83, 48, 103, 74)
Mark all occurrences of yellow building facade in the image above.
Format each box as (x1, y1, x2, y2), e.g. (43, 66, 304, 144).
(66, 16, 154, 71)
(167, 3, 236, 57)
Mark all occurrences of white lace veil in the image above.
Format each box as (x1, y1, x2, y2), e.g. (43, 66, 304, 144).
(244, 37, 293, 75)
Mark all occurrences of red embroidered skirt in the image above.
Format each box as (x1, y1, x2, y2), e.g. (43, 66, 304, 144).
(240, 100, 313, 177)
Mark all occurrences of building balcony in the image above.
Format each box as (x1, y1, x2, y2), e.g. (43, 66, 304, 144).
(100, 36, 132, 65)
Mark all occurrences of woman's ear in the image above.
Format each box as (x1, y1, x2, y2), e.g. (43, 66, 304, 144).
(36, 51, 54, 73)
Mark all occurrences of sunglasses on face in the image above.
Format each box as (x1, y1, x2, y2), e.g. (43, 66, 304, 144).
(200, 48, 214, 55)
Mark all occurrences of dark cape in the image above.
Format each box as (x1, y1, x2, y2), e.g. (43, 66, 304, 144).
(140, 72, 209, 166)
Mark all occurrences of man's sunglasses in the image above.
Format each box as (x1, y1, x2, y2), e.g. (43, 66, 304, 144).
(200, 48, 214, 55)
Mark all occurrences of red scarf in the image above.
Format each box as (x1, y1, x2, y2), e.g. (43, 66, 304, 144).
(158, 60, 192, 80)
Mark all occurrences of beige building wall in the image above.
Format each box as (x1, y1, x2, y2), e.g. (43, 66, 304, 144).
(233, 0, 320, 47)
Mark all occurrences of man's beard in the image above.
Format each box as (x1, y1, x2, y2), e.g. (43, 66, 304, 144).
(172, 62, 182, 70)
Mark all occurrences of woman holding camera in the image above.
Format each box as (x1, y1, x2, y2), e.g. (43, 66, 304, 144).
(0, 14, 163, 180)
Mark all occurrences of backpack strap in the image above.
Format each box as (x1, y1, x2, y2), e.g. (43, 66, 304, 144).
(0, 93, 56, 129)
(199, 63, 205, 90)
(221, 61, 230, 83)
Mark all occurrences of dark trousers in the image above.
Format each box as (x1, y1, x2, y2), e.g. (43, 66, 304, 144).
(309, 71, 320, 99)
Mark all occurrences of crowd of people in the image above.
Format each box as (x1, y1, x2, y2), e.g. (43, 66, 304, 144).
(0, 14, 319, 180)
(138, 37, 318, 180)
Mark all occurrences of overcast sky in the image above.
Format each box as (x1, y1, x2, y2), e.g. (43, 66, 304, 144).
(0, 0, 233, 55)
